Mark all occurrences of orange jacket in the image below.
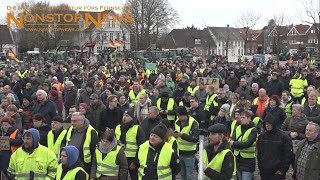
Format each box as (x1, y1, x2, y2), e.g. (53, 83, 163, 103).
(252, 96, 269, 117)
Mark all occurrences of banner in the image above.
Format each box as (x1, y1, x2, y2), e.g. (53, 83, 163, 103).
(197, 77, 219, 90)
(145, 63, 156, 70)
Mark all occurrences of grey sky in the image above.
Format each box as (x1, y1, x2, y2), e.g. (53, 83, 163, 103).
(1, 0, 311, 29)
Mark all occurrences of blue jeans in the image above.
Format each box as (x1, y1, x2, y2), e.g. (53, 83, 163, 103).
(180, 154, 195, 180)
(237, 170, 253, 180)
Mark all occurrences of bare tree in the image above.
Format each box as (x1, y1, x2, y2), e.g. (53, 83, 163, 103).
(270, 13, 291, 57)
(303, 0, 320, 58)
(236, 10, 262, 54)
(123, 0, 179, 50)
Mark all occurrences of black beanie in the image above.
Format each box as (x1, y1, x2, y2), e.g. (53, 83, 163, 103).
(150, 124, 168, 140)
(124, 108, 135, 119)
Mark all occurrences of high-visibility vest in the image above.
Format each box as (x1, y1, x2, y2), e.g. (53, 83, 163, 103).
(115, 124, 139, 157)
(66, 125, 97, 163)
(289, 75, 308, 98)
(252, 97, 269, 117)
(9, 129, 21, 153)
(15, 70, 28, 78)
(284, 100, 293, 116)
(229, 120, 239, 139)
(252, 117, 261, 127)
(175, 116, 198, 151)
(129, 89, 146, 106)
(95, 146, 121, 177)
(157, 98, 175, 121)
(47, 129, 67, 155)
(203, 149, 236, 180)
(234, 126, 256, 158)
(301, 97, 320, 105)
(138, 141, 173, 180)
(56, 164, 88, 180)
(204, 93, 218, 120)
(187, 86, 199, 96)
(8, 145, 58, 180)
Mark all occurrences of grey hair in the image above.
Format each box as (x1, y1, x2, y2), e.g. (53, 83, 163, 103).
(72, 112, 86, 121)
(292, 104, 303, 112)
(309, 92, 317, 98)
(149, 106, 159, 115)
(36, 89, 47, 97)
(307, 121, 320, 134)
(65, 81, 74, 87)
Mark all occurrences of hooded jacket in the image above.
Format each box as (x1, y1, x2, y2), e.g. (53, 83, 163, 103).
(140, 115, 162, 139)
(257, 114, 293, 174)
(32, 99, 58, 125)
(99, 106, 123, 132)
(281, 113, 309, 140)
(87, 100, 106, 130)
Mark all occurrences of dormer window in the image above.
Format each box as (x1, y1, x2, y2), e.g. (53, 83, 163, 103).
(195, 39, 201, 45)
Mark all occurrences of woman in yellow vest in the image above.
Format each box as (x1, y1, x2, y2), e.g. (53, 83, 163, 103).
(229, 111, 257, 180)
(0, 116, 23, 173)
(56, 145, 88, 180)
(200, 123, 236, 180)
(90, 128, 128, 180)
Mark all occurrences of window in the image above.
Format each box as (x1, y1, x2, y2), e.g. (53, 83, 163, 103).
(282, 40, 287, 43)
(110, 33, 113, 41)
(103, 33, 107, 40)
(311, 29, 315, 34)
(195, 39, 201, 45)
(316, 39, 319, 44)
(112, 21, 115, 27)
(96, 33, 100, 40)
(308, 39, 312, 43)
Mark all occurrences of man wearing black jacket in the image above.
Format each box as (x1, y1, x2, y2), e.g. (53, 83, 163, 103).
(201, 123, 235, 180)
(257, 114, 293, 180)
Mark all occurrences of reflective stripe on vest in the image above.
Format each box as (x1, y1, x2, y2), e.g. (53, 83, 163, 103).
(203, 149, 236, 180)
(234, 126, 256, 158)
(115, 124, 139, 157)
(96, 146, 121, 177)
(252, 117, 260, 127)
(204, 94, 218, 111)
(56, 164, 88, 180)
(15, 70, 28, 78)
(129, 89, 146, 106)
(284, 101, 293, 115)
(301, 97, 320, 106)
(66, 125, 97, 163)
(10, 129, 21, 153)
(229, 120, 238, 139)
(187, 86, 199, 96)
(157, 98, 175, 121)
(138, 141, 172, 180)
(175, 116, 198, 151)
(47, 129, 67, 155)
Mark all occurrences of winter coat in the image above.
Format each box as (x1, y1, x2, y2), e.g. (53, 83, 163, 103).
(225, 77, 239, 92)
(100, 106, 123, 132)
(140, 115, 162, 139)
(235, 86, 251, 100)
(86, 101, 106, 130)
(303, 104, 320, 124)
(281, 113, 309, 140)
(32, 124, 51, 146)
(32, 99, 58, 125)
(62, 86, 78, 109)
(51, 96, 63, 116)
(265, 79, 284, 97)
(189, 105, 207, 129)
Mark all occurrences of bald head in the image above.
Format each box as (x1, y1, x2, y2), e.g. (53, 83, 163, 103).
(259, 88, 266, 98)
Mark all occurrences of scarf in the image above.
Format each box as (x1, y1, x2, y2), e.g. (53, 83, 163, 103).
(99, 137, 118, 154)
(135, 99, 151, 122)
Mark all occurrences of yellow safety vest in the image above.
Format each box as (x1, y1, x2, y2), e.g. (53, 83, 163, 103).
(234, 126, 256, 158)
(229, 120, 239, 139)
(252, 117, 260, 127)
(187, 86, 199, 96)
(204, 93, 218, 120)
(15, 70, 28, 78)
(95, 146, 121, 177)
(47, 129, 67, 155)
(175, 116, 198, 151)
(8, 145, 58, 180)
(157, 98, 175, 121)
(138, 141, 173, 180)
(66, 125, 97, 163)
(56, 164, 88, 180)
(203, 149, 236, 180)
(129, 89, 146, 106)
(289, 75, 308, 98)
(301, 97, 320, 106)
(115, 124, 139, 157)
(284, 100, 293, 116)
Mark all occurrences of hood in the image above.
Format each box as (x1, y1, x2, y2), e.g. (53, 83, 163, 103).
(263, 114, 277, 131)
(61, 145, 79, 168)
(23, 128, 40, 148)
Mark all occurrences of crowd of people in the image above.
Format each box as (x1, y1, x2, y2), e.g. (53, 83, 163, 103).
(0, 56, 319, 180)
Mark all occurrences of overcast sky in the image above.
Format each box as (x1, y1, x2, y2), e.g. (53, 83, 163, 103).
(0, 0, 311, 29)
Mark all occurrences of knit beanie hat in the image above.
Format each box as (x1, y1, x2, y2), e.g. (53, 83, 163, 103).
(51, 116, 63, 123)
(124, 108, 135, 119)
(61, 145, 79, 168)
(150, 124, 168, 140)
(208, 123, 227, 134)
(79, 103, 88, 111)
(220, 104, 230, 113)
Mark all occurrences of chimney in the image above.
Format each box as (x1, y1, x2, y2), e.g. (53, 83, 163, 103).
(227, 24, 229, 27)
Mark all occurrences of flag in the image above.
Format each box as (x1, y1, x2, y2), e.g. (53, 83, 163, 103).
(109, 40, 115, 48)
(8, 49, 20, 63)
(114, 39, 123, 47)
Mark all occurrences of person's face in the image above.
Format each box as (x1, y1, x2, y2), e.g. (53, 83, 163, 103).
(51, 121, 63, 131)
(307, 87, 315, 95)
(178, 115, 188, 122)
(122, 113, 133, 124)
(292, 107, 301, 116)
(3, 86, 10, 94)
(119, 96, 126, 104)
(149, 133, 163, 147)
(36, 93, 46, 102)
(60, 150, 68, 165)
(133, 82, 139, 90)
(259, 90, 266, 98)
(240, 115, 250, 125)
(308, 96, 317, 106)
(139, 95, 146, 104)
(209, 132, 221, 146)
(148, 109, 158, 119)
(269, 99, 277, 106)
(271, 74, 277, 80)
(89, 97, 99, 106)
(161, 97, 168, 103)
(86, 86, 93, 93)
(223, 85, 229, 92)
(190, 99, 199, 108)
(240, 79, 247, 87)
(218, 109, 226, 117)
(230, 73, 234, 77)
(109, 98, 118, 107)
(153, 88, 159, 96)
(7, 110, 15, 117)
(252, 85, 258, 93)
(2, 122, 12, 132)
(69, 108, 77, 116)
(234, 112, 241, 122)
(23, 133, 33, 148)
(217, 90, 225, 98)
(79, 106, 86, 114)
(71, 115, 83, 129)
(33, 119, 43, 127)
(282, 93, 288, 101)
(265, 122, 273, 131)
(316, 71, 320, 77)
(305, 124, 319, 141)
